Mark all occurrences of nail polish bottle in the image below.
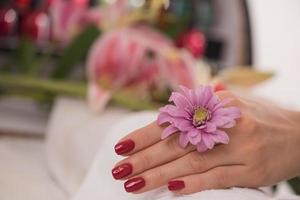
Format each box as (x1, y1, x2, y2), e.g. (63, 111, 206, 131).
(14, 0, 32, 13)
(0, 0, 18, 37)
(44, 0, 54, 10)
(21, 0, 50, 44)
(74, 0, 89, 7)
(89, 0, 99, 7)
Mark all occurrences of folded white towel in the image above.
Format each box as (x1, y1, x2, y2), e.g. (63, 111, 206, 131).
(45, 98, 298, 200)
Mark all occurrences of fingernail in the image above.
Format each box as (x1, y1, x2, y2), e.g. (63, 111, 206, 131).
(168, 180, 185, 191)
(114, 139, 135, 155)
(112, 163, 133, 180)
(124, 177, 145, 192)
(214, 82, 227, 92)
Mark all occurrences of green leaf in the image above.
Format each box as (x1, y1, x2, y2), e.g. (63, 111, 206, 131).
(52, 25, 101, 79)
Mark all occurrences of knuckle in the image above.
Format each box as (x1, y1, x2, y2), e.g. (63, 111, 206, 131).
(138, 152, 152, 169)
(153, 167, 166, 181)
(138, 130, 152, 147)
(242, 113, 259, 133)
(215, 170, 229, 188)
(187, 153, 208, 172)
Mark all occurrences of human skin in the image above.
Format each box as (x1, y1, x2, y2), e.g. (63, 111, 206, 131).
(112, 91, 300, 194)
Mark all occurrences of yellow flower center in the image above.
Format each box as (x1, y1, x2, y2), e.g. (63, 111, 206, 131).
(193, 107, 209, 125)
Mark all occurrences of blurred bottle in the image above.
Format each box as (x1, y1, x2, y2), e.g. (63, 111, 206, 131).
(75, 0, 89, 7)
(44, 0, 55, 9)
(21, 0, 50, 44)
(176, 29, 206, 58)
(14, 0, 32, 13)
(0, 0, 18, 37)
(89, 0, 99, 7)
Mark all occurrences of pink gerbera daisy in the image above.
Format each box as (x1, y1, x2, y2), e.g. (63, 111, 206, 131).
(157, 85, 241, 152)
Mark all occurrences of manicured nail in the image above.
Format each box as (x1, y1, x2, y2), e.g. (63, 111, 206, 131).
(168, 180, 185, 191)
(114, 139, 135, 155)
(124, 177, 145, 192)
(214, 82, 227, 92)
(112, 163, 133, 180)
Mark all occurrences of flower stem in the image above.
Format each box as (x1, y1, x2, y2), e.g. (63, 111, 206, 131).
(0, 74, 86, 96)
(0, 74, 160, 110)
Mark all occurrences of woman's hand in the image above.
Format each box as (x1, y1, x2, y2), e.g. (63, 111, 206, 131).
(112, 91, 300, 194)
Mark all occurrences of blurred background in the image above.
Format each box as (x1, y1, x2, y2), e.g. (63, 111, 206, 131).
(0, 0, 259, 134)
(0, 0, 299, 199)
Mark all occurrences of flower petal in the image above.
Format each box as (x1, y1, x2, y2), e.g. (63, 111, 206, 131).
(87, 83, 111, 112)
(210, 116, 233, 127)
(194, 86, 204, 106)
(169, 91, 193, 110)
(159, 105, 189, 118)
(200, 85, 213, 107)
(212, 98, 233, 111)
(205, 122, 217, 132)
(179, 85, 197, 105)
(211, 130, 229, 144)
(222, 120, 236, 128)
(179, 85, 190, 97)
(213, 107, 241, 119)
(197, 141, 208, 152)
(207, 95, 219, 110)
(187, 129, 201, 145)
(227, 107, 241, 119)
(157, 112, 172, 125)
(158, 85, 241, 153)
(179, 133, 189, 148)
(161, 125, 178, 139)
(174, 119, 194, 132)
(202, 133, 215, 149)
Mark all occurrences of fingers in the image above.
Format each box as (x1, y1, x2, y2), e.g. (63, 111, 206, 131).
(123, 146, 235, 193)
(112, 134, 195, 180)
(114, 121, 163, 155)
(169, 165, 245, 194)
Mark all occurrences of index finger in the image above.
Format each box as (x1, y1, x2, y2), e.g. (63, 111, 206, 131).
(114, 121, 164, 156)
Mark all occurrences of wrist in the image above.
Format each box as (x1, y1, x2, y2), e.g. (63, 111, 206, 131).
(286, 110, 300, 175)
(288, 110, 300, 126)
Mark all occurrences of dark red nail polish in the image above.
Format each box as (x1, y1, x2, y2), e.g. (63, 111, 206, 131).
(214, 82, 227, 92)
(124, 177, 145, 192)
(168, 180, 185, 191)
(114, 139, 135, 155)
(112, 163, 133, 180)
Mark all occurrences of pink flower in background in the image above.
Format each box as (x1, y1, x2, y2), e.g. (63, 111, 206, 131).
(157, 85, 241, 152)
(50, 0, 104, 45)
(50, 0, 130, 45)
(50, 0, 88, 44)
(87, 26, 198, 111)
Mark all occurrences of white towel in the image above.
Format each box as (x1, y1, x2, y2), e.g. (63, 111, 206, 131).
(44, 97, 299, 200)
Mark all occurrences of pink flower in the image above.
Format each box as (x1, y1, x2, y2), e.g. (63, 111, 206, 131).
(87, 26, 198, 111)
(157, 85, 241, 152)
(50, 0, 130, 45)
(50, 0, 104, 45)
(50, 0, 89, 44)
